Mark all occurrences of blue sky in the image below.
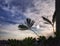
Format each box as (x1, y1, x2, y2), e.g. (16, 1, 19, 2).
(0, 0, 55, 40)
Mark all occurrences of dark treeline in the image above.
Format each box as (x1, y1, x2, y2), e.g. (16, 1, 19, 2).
(0, 34, 60, 46)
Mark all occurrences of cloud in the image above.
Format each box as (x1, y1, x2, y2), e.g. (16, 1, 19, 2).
(0, 0, 55, 40)
(0, 7, 27, 25)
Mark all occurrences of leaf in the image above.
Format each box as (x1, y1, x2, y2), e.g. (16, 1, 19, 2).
(42, 16, 52, 25)
(30, 20, 35, 27)
(18, 24, 28, 30)
(26, 18, 35, 28)
(26, 18, 31, 25)
(44, 22, 51, 24)
(52, 11, 56, 23)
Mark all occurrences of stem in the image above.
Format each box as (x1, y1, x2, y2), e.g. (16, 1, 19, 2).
(30, 29, 40, 37)
(53, 25, 54, 33)
(52, 24, 54, 33)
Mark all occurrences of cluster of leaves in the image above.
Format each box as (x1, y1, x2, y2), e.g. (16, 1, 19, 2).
(8, 37, 36, 46)
(42, 11, 56, 33)
(42, 11, 56, 25)
(18, 18, 35, 30)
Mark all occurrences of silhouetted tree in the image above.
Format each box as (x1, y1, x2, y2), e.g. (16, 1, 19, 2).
(37, 36, 46, 46)
(21, 37, 34, 46)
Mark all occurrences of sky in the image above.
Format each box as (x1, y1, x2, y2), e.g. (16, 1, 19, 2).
(0, 0, 55, 40)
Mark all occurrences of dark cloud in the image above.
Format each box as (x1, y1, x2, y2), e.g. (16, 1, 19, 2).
(0, 7, 26, 25)
(0, 0, 35, 12)
(8, 0, 35, 12)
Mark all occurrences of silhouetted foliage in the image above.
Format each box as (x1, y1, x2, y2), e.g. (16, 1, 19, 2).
(18, 18, 40, 36)
(42, 16, 52, 25)
(18, 18, 35, 30)
(25, 18, 35, 28)
(0, 35, 60, 46)
(42, 11, 56, 33)
(18, 24, 28, 30)
(21, 37, 34, 46)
